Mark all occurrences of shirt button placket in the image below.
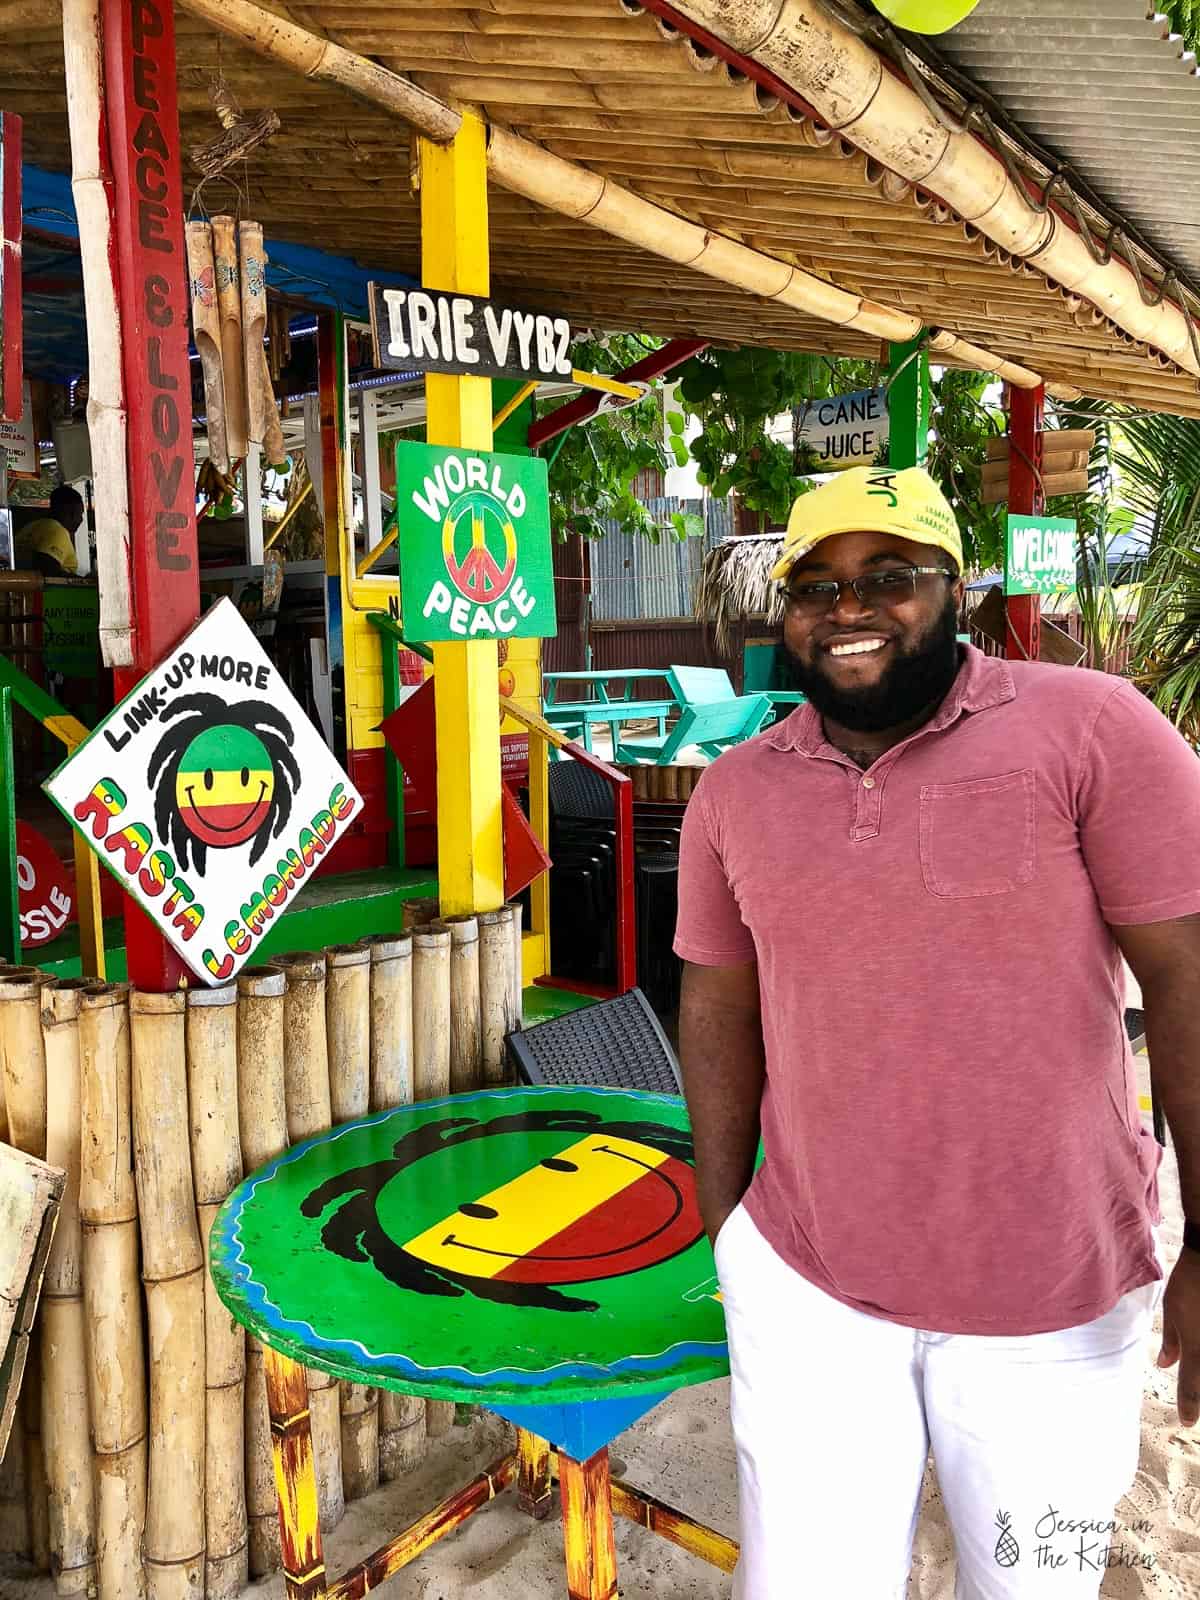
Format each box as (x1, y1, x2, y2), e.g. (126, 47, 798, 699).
(853, 770, 882, 840)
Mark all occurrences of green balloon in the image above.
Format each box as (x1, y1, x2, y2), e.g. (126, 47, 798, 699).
(872, 0, 981, 32)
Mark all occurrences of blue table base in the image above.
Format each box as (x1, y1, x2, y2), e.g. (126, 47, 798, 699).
(491, 1390, 671, 1462)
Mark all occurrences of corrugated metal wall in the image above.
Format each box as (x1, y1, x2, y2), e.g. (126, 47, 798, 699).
(590, 497, 733, 622)
(544, 496, 751, 684)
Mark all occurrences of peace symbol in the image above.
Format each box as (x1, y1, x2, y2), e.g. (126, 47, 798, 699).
(441, 491, 518, 604)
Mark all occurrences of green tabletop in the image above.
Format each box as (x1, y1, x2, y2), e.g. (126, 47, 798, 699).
(543, 670, 672, 705)
(210, 1085, 729, 1406)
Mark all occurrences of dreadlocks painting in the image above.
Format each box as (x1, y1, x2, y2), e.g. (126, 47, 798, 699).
(298, 1109, 704, 1314)
(146, 693, 302, 873)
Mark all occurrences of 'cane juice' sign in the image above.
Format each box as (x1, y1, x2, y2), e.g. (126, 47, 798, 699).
(43, 598, 362, 984)
(1005, 514, 1076, 596)
(396, 441, 555, 643)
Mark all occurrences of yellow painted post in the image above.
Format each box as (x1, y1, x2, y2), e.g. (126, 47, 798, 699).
(419, 112, 504, 916)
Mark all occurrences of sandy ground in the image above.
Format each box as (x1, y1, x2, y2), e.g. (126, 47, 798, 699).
(5, 1064, 1197, 1600)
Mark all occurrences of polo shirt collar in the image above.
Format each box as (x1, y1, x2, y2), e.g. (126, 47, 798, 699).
(765, 643, 1016, 755)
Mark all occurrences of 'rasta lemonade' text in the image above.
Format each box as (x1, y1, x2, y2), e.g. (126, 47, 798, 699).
(73, 775, 356, 978)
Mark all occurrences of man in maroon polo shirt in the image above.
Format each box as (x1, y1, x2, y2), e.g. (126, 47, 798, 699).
(676, 465, 1200, 1598)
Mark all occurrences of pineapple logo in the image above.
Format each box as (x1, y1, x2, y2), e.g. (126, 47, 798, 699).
(993, 1510, 1020, 1568)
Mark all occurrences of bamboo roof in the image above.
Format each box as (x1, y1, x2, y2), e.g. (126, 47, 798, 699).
(6, 0, 1200, 415)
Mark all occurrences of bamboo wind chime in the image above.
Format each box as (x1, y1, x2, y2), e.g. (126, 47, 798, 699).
(0, 920, 522, 1600)
(186, 216, 286, 477)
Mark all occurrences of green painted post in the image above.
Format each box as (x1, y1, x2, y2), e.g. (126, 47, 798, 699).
(0, 687, 20, 962)
(379, 632, 406, 871)
(887, 335, 931, 469)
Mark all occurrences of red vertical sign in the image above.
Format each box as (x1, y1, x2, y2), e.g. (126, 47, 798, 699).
(0, 111, 22, 424)
(101, 0, 200, 988)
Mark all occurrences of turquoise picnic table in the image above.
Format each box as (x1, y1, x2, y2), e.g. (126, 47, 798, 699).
(542, 669, 677, 754)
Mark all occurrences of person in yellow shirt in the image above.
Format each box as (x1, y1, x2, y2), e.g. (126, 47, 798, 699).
(15, 486, 84, 576)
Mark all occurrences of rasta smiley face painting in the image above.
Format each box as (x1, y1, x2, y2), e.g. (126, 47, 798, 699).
(300, 1109, 702, 1313)
(44, 598, 362, 985)
(147, 693, 301, 872)
(209, 1087, 730, 1403)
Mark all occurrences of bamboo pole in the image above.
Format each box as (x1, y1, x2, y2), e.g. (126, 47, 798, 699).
(62, 0, 133, 667)
(130, 990, 205, 1600)
(326, 945, 370, 1126)
(186, 985, 248, 1600)
(667, 0, 1200, 376)
(412, 927, 451, 1105)
(324, 944, 379, 1504)
(0, 974, 50, 1571)
(40, 981, 98, 1597)
(186, 221, 229, 475)
(401, 898, 440, 933)
(368, 934, 413, 1114)
(79, 982, 146, 1600)
(210, 216, 248, 463)
(439, 917, 482, 1095)
(478, 910, 516, 1089)
(364, 935, 425, 1478)
(235, 967, 288, 1571)
(0, 974, 47, 1160)
(506, 901, 524, 1035)
(176, 0, 461, 139)
(276, 953, 332, 1144)
(410, 925, 453, 1437)
(267, 953, 343, 1531)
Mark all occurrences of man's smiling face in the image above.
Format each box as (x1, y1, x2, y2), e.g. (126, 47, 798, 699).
(781, 529, 965, 734)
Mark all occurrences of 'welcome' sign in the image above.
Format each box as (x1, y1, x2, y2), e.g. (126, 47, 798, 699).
(44, 599, 362, 984)
(1005, 514, 1077, 596)
(396, 441, 555, 643)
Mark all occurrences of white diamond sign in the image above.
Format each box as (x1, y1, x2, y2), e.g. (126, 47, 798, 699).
(44, 598, 363, 983)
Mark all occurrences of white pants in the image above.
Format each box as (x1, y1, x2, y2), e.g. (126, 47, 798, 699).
(715, 1203, 1164, 1600)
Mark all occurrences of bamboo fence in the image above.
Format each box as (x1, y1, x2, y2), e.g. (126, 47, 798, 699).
(0, 920, 518, 1597)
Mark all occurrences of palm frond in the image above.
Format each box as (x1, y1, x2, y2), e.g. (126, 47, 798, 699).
(695, 537, 786, 654)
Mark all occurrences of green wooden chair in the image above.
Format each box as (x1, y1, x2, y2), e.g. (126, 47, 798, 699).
(615, 693, 773, 765)
(665, 665, 736, 705)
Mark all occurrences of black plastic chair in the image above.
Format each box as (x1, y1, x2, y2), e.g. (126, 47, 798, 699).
(506, 987, 683, 1095)
(549, 760, 614, 820)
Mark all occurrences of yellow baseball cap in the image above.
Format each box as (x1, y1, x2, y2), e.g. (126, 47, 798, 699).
(771, 466, 963, 582)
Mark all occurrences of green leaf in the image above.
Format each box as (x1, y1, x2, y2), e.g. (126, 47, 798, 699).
(667, 410, 686, 435)
(670, 511, 705, 541)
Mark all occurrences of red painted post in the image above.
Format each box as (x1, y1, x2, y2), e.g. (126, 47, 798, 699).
(1005, 384, 1044, 663)
(100, 0, 200, 988)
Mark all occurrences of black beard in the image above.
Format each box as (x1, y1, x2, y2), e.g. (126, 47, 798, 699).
(783, 598, 962, 733)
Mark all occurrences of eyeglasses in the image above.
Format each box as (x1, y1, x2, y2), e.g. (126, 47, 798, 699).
(779, 567, 954, 616)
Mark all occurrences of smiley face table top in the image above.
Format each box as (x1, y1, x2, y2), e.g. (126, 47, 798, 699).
(211, 1084, 728, 1444)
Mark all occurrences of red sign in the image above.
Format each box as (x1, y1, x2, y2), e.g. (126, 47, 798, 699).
(16, 822, 74, 949)
(101, 0, 199, 668)
(101, 0, 201, 989)
(0, 111, 22, 424)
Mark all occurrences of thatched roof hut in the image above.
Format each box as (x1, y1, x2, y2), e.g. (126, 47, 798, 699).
(696, 535, 787, 655)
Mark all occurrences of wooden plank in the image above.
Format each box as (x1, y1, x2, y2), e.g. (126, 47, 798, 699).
(0, 1142, 64, 1461)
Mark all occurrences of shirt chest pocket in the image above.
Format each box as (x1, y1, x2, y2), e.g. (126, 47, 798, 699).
(919, 769, 1036, 899)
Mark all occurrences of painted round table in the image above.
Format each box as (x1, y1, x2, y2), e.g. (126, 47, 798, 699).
(210, 1084, 735, 1600)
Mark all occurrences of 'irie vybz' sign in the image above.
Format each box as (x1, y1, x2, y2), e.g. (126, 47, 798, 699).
(396, 441, 556, 643)
(44, 598, 362, 984)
